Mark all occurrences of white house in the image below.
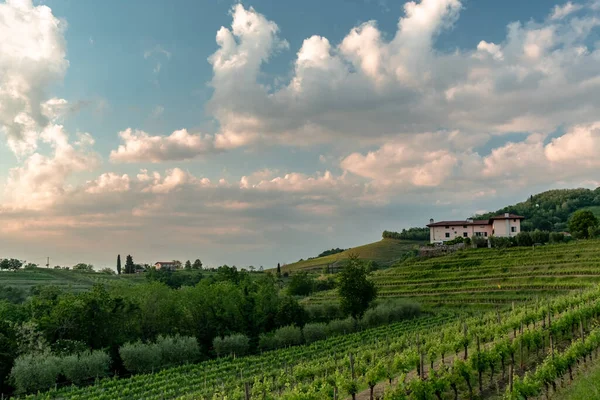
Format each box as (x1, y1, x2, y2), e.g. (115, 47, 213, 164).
(427, 213, 524, 244)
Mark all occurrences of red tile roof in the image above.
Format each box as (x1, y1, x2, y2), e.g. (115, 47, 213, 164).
(427, 220, 490, 227)
(490, 214, 525, 220)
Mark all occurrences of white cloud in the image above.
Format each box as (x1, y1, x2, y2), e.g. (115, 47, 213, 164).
(545, 121, 600, 165)
(0, 0, 68, 156)
(109, 128, 218, 163)
(85, 173, 131, 194)
(550, 2, 582, 20)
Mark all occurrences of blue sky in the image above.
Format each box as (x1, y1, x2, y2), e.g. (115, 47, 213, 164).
(1, 0, 599, 268)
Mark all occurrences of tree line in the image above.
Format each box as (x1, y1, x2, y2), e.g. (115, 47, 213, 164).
(382, 227, 430, 241)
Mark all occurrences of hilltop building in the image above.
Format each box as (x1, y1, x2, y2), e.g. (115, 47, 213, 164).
(154, 261, 179, 271)
(427, 213, 524, 244)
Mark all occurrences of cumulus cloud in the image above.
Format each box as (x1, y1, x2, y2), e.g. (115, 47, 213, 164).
(0, 0, 68, 156)
(109, 128, 218, 163)
(85, 173, 131, 194)
(550, 2, 583, 20)
(205, 1, 600, 149)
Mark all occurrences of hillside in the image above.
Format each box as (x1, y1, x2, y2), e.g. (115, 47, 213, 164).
(476, 187, 600, 231)
(0, 267, 145, 293)
(306, 239, 600, 308)
(281, 238, 423, 272)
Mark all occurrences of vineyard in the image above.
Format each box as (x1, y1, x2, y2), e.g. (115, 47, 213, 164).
(22, 281, 600, 399)
(307, 240, 600, 308)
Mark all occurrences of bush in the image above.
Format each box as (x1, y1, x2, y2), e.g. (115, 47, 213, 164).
(156, 335, 200, 367)
(10, 353, 61, 394)
(305, 303, 344, 323)
(530, 230, 550, 244)
(516, 231, 533, 246)
(302, 323, 327, 344)
(258, 333, 278, 351)
(60, 350, 110, 385)
(213, 333, 250, 357)
(360, 301, 421, 329)
(287, 272, 314, 296)
(272, 325, 303, 348)
(119, 341, 161, 374)
(325, 317, 355, 336)
(549, 232, 565, 243)
(489, 236, 512, 249)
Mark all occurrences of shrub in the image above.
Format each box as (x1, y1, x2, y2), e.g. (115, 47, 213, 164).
(258, 333, 278, 351)
(272, 325, 303, 347)
(287, 272, 314, 296)
(360, 301, 421, 329)
(471, 236, 487, 248)
(119, 341, 161, 374)
(60, 350, 110, 385)
(516, 231, 533, 246)
(213, 333, 250, 357)
(10, 353, 61, 394)
(530, 230, 550, 244)
(156, 335, 200, 366)
(302, 323, 327, 344)
(325, 317, 355, 336)
(549, 232, 565, 243)
(490, 236, 512, 249)
(305, 302, 344, 322)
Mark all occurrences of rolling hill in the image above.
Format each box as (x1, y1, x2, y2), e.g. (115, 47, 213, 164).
(280, 238, 423, 272)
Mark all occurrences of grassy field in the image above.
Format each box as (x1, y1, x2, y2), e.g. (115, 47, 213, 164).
(306, 239, 600, 307)
(0, 267, 145, 293)
(280, 238, 423, 272)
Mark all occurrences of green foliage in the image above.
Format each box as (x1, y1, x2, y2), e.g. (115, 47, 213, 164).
(119, 341, 161, 374)
(287, 272, 315, 296)
(125, 255, 135, 274)
(317, 248, 346, 258)
(0, 258, 22, 271)
(549, 232, 565, 243)
(272, 325, 303, 348)
(145, 268, 202, 289)
(489, 236, 512, 249)
(10, 353, 61, 394)
(359, 301, 421, 329)
(72, 263, 94, 272)
(59, 350, 110, 385)
(302, 323, 327, 344)
(116, 254, 121, 275)
(192, 259, 203, 269)
(184, 260, 192, 270)
(383, 227, 429, 241)
(100, 267, 115, 275)
(0, 285, 26, 304)
(212, 333, 250, 357)
(569, 209, 599, 239)
(338, 256, 377, 320)
(515, 231, 533, 246)
(155, 335, 200, 367)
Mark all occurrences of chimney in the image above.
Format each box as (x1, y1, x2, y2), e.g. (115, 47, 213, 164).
(429, 218, 434, 224)
(467, 218, 473, 223)
(504, 212, 510, 218)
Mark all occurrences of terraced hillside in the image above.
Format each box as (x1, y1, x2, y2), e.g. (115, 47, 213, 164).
(0, 267, 145, 293)
(306, 239, 600, 307)
(281, 238, 422, 272)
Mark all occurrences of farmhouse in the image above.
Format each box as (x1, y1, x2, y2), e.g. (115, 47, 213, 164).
(427, 213, 524, 244)
(154, 261, 179, 271)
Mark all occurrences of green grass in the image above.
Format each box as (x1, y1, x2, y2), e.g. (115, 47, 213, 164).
(555, 361, 600, 399)
(280, 238, 423, 272)
(0, 267, 145, 293)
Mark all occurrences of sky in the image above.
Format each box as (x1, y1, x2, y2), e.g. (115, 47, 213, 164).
(1, 0, 600, 269)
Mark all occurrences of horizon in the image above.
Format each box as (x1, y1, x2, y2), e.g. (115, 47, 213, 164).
(1, 0, 600, 269)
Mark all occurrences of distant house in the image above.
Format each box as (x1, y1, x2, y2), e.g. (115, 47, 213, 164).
(427, 213, 525, 244)
(154, 261, 179, 271)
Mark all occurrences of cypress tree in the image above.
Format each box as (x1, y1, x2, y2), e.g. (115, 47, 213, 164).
(277, 263, 281, 277)
(117, 254, 122, 275)
(185, 260, 192, 269)
(125, 255, 135, 274)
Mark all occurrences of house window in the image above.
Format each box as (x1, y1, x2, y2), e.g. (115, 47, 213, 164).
(484, 232, 488, 237)
(463, 225, 467, 228)
(475, 232, 482, 236)
(445, 232, 450, 238)
(511, 226, 517, 233)
(513, 219, 516, 222)
(445, 225, 449, 229)
(463, 232, 468, 237)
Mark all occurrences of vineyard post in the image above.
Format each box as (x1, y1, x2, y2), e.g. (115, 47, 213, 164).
(519, 337, 524, 371)
(463, 323, 468, 360)
(244, 382, 251, 400)
(417, 333, 421, 378)
(477, 336, 483, 395)
(509, 363, 514, 393)
(420, 352, 425, 381)
(350, 352, 355, 381)
(334, 386, 338, 400)
(550, 333, 554, 359)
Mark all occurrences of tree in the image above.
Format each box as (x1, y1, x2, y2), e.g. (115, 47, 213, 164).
(185, 260, 192, 270)
(192, 259, 202, 269)
(125, 255, 135, 274)
(568, 210, 599, 239)
(276, 263, 281, 278)
(287, 272, 314, 296)
(117, 254, 122, 275)
(72, 263, 94, 272)
(337, 255, 377, 321)
(0, 258, 23, 271)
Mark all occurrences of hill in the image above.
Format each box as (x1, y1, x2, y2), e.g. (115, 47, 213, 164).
(476, 187, 600, 231)
(0, 267, 145, 294)
(280, 238, 423, 272)
(306, 239, 600, 308)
